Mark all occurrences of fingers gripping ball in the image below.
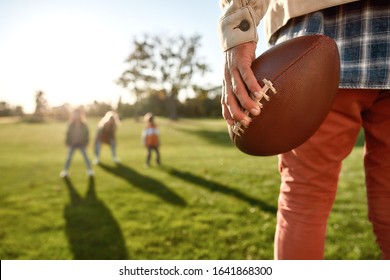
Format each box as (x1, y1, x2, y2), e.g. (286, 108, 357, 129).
(228, 35, 340, 156)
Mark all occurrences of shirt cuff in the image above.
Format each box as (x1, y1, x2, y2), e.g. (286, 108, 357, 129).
(218, 6, 259, 51)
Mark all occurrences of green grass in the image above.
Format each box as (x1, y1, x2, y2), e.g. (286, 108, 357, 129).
(0, 117, 381, 259)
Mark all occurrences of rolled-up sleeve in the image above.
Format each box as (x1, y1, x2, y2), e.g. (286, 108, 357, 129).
(218, 0, 270, 51)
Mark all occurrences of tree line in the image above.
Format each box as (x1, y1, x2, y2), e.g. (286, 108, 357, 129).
(0, 86, 222, 122)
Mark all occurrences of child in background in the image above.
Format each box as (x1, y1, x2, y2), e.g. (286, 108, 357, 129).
(60, 108, 94, 177)
(142, 112, 161, 167)
(93, 111, 121, 164)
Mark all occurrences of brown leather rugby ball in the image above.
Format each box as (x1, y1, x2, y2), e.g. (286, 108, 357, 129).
(228, 35, 340, 156)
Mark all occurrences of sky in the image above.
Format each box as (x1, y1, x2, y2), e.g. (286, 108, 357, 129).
(0, 0, 268, 113)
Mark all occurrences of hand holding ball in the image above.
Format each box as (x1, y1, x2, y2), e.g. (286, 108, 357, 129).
(228, 35, 340, 156)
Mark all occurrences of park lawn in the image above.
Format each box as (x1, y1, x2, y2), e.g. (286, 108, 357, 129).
(0, 117, 381, 259)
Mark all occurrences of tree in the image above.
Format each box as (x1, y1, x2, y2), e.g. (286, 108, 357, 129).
(86, 101, 113, 117)
(117, 33, 209, 120)
(178, 85, 222, 118)
(33, 90, 48, 121)
(0, 101, 11, 117)
(0, 101, 24, 117)
(14, 106, 24, 116)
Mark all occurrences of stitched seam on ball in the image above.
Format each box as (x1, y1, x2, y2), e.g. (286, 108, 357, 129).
(231, 78, 276, 137)
(231, 36, 330, 140)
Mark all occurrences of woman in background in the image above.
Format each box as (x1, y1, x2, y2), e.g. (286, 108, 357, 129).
(94, 111, 121, 164)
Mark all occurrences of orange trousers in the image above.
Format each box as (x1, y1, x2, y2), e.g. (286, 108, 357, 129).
(275, 89, 390, 259)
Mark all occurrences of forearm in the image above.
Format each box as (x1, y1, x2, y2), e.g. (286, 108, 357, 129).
(218, 0, 270, 51)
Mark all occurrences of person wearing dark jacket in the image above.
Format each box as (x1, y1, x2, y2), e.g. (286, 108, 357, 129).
(60, 108, 93, 177)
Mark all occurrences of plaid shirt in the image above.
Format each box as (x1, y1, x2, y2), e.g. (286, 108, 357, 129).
(269, 0, 390, 90)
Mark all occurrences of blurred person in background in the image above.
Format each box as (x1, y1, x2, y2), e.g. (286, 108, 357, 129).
(142, 112, 161, 167)
(60, 108, 93, 177)
(93, 111, 121, 164)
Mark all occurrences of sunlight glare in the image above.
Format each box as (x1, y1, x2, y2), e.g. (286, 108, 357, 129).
(3, 9, 125, 111)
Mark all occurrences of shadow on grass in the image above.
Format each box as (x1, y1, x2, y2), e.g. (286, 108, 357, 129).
(99, 163, 187, 207)
(63, 177, 128, 259)
(177, 126, 366, 148)
(164, 166, 277, 214)
(174, 127, 232, 147)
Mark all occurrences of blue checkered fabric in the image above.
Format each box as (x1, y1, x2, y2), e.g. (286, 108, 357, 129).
(269, 0, 390, 89)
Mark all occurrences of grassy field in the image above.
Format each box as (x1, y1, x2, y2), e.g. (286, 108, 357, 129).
(0, 117, 381, 259)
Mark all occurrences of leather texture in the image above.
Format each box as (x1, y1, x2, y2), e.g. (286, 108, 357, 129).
(229, 35, 340, 156)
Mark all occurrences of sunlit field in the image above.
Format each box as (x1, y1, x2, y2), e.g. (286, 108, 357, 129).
(0, 117, 380, 259)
